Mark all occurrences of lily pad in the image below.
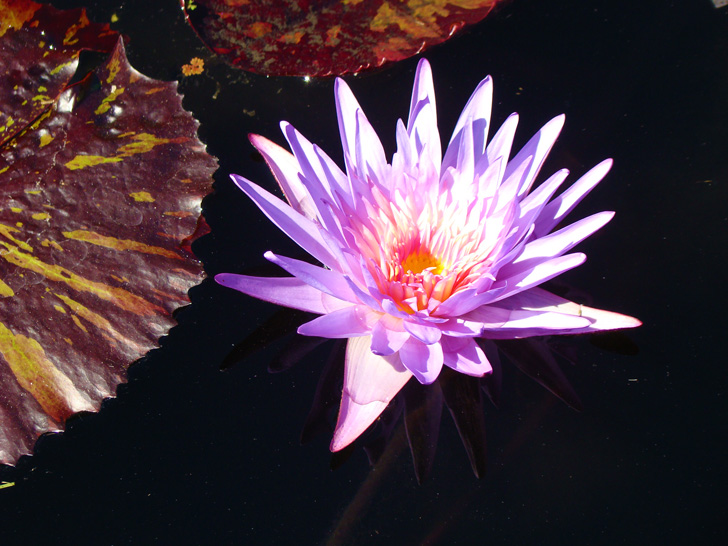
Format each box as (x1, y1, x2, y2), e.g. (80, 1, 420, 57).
(181, 0, 499, 76)
(0, 1, 216, 465)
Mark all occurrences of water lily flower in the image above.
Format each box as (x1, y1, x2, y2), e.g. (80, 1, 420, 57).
(217, 59, 641, 452)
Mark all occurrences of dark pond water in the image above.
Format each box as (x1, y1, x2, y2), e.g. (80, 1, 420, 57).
(1, 0, 726, 544)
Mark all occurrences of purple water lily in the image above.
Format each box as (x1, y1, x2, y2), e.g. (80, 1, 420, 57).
(217, 59, 641, 451)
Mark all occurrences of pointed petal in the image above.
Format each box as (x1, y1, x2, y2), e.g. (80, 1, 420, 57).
(248, 133, 318, 220)
(498, 211, 614, 279)
(331, 336, 412, 451)
(230, 175, 338, 268)
(443, 74, 493, 171)
(498, 287, 642, 334)
(505, 168, 569, 241)
(334, 78, 386, 181)
(281, 123, 346, 206)
(506, 114, 565, 198)
(408, 58, 441, 169)
(491, 252, 587, 302)
(485, 112, 518, 167)
(264, 252, 358, 303)
(433, 284, 507, 318)
(297, 305, 372, 338)
(215, 273, 347, 314)
(466, 305, 592, 335)
(534, 158, 613, 237)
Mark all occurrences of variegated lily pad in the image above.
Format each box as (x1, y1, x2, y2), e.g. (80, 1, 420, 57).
(0, 0, 216, 465)
(181, 0, 499, 76)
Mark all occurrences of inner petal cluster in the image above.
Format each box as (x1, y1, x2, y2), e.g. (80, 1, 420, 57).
(357, 197, 502, 315)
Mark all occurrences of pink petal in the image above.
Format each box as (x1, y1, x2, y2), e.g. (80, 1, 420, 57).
(331, 336, 412, 451)
(230, 175, 338, 269)
(215, 273, 348, 315)
(499, 287, 642, 334)
(399, 337, 444, 384)
(466, 305, 591, 332)
(297, 305, 373, 338)
(248, 133, 317, 220)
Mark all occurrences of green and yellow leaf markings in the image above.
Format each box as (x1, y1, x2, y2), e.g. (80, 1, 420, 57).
(62, 230, 182, 260)
(0, 241, 166, 316)
(0, 2, 216, 466)
(64, 133, 186, 171)
(0, 322, 95, 423)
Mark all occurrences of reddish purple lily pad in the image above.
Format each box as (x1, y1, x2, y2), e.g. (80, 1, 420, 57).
(0, 1, 216, 465)
(180, 0, 499, 77)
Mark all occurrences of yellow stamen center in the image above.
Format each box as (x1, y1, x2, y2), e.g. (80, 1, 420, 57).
(401, 251, 444, 275)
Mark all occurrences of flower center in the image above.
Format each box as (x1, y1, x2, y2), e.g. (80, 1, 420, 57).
(401, 250, 444, 275)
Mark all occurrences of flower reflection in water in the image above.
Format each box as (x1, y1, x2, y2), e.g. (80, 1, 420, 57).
(222, 298, 638, 483)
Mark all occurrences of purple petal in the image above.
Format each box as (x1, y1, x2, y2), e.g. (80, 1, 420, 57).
(278, 124, 350, 245)
(230, 174, 338, 269)
(442, 74, 493, 172)
(297, 305, 373, 338)
(331, 336, 412, 451)
(498, 211, 614, 279)
(403, 320, 442, 345)
(505, 114, 565, 198)
(534, 158, 613, 238)
(485, 112, 518, 167)
(438, 319, 485, 337)
(280, 122, 348, 201)
(264, 251, 358, 303)
(433, 284, 507, 318)
(214, 273, 347, 314)
(370, 316, 409, 356)
(334, 78, 386, 182)
(399, 337, 444, 384)
(505, 168, 570, 244)
(441, 336, 492, 376)
(408, 58, 441, 169)
(355, 110, 388, 189)
(491, 252, 587, 303)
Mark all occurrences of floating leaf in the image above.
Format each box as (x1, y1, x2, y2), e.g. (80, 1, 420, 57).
(181, 0, 499, 76)
(0, 1, 216, 465)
